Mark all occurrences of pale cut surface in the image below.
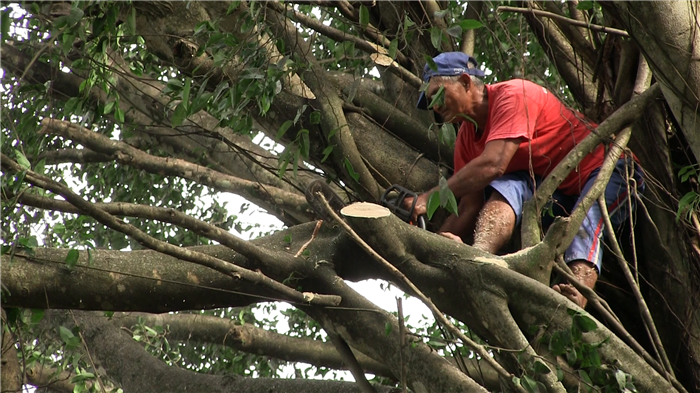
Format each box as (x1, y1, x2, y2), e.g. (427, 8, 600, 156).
(341, 202, 391, 218)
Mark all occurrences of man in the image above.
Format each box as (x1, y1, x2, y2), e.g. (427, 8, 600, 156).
(411, 52, 643, 308)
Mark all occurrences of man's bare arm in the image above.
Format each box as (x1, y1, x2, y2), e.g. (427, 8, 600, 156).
(411, 138, 522, 218)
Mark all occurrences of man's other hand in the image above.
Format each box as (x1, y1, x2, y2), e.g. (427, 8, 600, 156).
(403, 192, 429, 221)
(439, 232, 463, 243)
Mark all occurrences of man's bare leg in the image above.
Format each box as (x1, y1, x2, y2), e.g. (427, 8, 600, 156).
(473, 192, 516, 254)
(552, 260, 598, 308)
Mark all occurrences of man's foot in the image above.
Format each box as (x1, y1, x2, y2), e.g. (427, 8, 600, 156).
(551, 260, 598, 309)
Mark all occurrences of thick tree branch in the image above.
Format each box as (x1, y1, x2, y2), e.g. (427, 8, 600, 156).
(326, 200, 519, 391)
(1, 154, 339, 308)
(51, 311, 391, 393)
(110, 312, 394, 378)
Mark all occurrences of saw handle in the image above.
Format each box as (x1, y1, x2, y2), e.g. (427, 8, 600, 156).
(380, 185, 427, 230)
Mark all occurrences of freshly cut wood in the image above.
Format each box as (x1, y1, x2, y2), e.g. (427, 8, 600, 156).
(340, 202, 391, 218)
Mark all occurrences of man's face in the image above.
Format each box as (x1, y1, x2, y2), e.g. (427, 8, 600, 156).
(425, 77, 469, 124)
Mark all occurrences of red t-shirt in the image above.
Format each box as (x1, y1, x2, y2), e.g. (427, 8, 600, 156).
(454, 79, 605, 195)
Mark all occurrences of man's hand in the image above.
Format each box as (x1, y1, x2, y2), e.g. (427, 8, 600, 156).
(439, 232, 463, 243)
(403, 192, 430, 221)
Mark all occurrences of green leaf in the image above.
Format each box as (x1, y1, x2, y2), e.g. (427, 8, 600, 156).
(59, 326, 73, 340)
(321, 145, 334, 163)
(573, 314, 597, 332)
(388, 39, 398, 59)
(71, 372, 95, 383)
(277, 120, 293, 139)
(227, 1, 240, 15)
(533, 360, 551, 374)
(103, 100, 115, 115)
(54, 7, 84, 29)
(343, 158, 360, 182)
(60, 33, 74, 55)
(577, 1, 594, 10)
(298, 129, 310, 159)
(30, 309, 45, 325)
(427, 339, 446, 348)
(439, 123, 456, 148)
(446, 24, 462, 38)
(65, 97, 81, 113)
(167, 79, 183, 91)
(65, 249, 79, 268)
(114, 107, 125, 123)
(548, 331, 567, 356)
(460, 19, 484, 30)
(66, 7, 84, 26)
(428, 85, 445, 110)
(433, 9, 449, 18)
(283, 235, 292, 243)
(1, 9, 10, 44)
(126, 7, 136, 36)
(578, 369, 593, 392)
(309, 111, 321, 125)
(615, 370, 628, 391)
(556, 368, 564, 382)
(294, 104, 308, 124)
(521, 375, 538, 393)
(566, 346, 578, 366)
(424, 55, 438, 72)
(15, 151, 31, 170)
(59, 326, 78, 349)
(426, 191, 440, 220)
(403, 15, 415, 29)
(384, 321, 392, 336)
(277, 149, 292, 178)
(359, 5, 369, 27)
(171, 103, 187, 126)
(182, 78, 191, 111)
(430, 27, 442, 49)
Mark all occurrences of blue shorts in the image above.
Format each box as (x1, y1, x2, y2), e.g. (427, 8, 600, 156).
(488, 158, 644, 273)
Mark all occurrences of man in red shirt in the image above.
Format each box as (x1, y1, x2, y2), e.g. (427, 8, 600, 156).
(411, 52, 643, 308)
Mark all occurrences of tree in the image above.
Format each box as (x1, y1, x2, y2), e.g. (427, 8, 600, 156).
(2, 1, 699, 392)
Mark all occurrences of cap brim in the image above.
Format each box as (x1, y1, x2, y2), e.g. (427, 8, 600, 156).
(416, 91, 428, 110)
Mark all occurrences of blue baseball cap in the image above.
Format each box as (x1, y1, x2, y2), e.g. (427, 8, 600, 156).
(416, 52, 485, 110)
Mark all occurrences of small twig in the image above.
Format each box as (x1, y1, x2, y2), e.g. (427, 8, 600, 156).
(19, 42, 52, 82)
(597, 196, 675, 378)
(396, 297, 408, 393)
(316, 193, 524, 391)
(295, 220, 323, 257)
(497, 6, 629, 37)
